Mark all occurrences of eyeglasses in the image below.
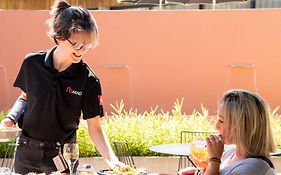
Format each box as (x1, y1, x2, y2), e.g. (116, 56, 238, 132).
(67, 39, 94, 51)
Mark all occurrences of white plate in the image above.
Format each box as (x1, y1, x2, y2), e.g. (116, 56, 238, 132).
(0, 127, 21, 142)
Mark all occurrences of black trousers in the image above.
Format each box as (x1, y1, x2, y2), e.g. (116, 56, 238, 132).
(14, 134, 62, 174)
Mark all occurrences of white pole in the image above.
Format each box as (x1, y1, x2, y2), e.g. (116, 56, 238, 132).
(212, 0, 216, 9)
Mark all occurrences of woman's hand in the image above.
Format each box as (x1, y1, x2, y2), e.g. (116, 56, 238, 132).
(206, 135, 224, 159)
(201, 135, 224, 175)
(0, 118, 15, 127)
(106, 159, 125, 169)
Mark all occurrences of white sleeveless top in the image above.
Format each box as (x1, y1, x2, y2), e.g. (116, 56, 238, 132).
(219, 145, 276, 175)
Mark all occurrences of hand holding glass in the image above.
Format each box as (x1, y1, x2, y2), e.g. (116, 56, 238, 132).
(190, 138, 208, 172)
(63, 143, 79, 174)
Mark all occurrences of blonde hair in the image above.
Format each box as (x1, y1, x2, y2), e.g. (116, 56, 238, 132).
(220, 89, 276, 157)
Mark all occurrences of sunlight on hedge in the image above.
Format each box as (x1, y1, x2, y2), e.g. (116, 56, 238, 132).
(76, 99, 216, 157)
(1, 99, 281, 157)
(102, 99, 215, 156)
(77, 99, 281, 157)
(269, 107, 281, 149)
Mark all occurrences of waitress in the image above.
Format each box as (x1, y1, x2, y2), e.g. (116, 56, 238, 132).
(0, 0, 121, 174)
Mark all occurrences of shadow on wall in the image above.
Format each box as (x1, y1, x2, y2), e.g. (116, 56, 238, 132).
(0, 65, 10, 110)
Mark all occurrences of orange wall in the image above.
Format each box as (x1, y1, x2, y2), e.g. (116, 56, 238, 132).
(1, 9, 281, 114)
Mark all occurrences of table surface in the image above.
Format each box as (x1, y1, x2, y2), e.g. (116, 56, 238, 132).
(149, 143, 281, 157)
(149, 143, 191, 156)
(272, 149, 281, 156)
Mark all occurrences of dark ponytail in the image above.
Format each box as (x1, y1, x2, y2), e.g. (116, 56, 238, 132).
(49, 0, 71, 18)
(46, 0, 99, 45)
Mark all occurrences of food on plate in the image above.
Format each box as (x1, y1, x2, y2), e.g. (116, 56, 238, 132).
(100, 165, 146, 175)
(50, 171, 92, 175)
(26, 173, 47, 175)
(79, 172, 94, 175)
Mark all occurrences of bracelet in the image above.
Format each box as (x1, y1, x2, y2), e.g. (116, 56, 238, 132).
(209, 157, 221, 164)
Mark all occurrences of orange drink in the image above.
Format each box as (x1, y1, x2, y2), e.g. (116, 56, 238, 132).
(190, 139, 208, 169)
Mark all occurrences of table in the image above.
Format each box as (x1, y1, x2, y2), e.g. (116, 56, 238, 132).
(272, 149, 281, 156)
(149, 143, 196, 167)
(149, 143, 191, 156)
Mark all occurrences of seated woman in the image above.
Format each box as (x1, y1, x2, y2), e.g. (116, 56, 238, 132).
(180, 89, 276, 175)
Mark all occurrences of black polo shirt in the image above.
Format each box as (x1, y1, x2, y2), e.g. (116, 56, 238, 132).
(14, 47, 104, 142)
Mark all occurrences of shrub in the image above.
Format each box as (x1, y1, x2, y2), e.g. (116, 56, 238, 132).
(269, 107, 281, 149)
(101, 100, 215, 157)
(0, 110, 13, 157)
(1, 99, 281, 157)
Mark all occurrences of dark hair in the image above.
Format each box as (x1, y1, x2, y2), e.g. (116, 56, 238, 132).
(46, 0, 99, 45)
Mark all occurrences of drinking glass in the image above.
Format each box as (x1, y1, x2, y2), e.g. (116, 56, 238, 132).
(190, 138, 208, 174)
(63, 143, 79, 174)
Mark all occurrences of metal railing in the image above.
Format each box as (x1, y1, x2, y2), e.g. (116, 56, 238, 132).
(113, 0, 281, 10)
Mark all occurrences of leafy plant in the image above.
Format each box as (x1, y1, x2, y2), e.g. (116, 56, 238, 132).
(269, 107, 281, 149)
(1, 100, 281, 158)
(102, 99, 215, 157)
(0, 110, 13, 157)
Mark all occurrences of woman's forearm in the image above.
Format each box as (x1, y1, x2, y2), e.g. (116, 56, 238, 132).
(90, 127, 117, 161)
(87, 118, 118, 164)
(203, 162, 220, 175)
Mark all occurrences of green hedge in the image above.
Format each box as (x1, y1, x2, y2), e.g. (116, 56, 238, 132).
(1, 99, 281, 157)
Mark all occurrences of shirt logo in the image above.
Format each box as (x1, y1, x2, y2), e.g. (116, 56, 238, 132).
(66, 86, 82, 96)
